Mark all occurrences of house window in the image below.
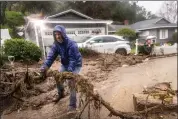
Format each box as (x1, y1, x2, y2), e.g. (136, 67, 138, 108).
(78, 30, 89, 34)
(45, 32, 52, 35)
(159, 29, 168, 39)
(92, 29, 101, 34)
(66, 31, 75, 34)
(140, 31, 149, 36)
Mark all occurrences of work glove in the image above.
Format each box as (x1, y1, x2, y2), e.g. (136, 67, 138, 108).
(40, 66, 48, 80)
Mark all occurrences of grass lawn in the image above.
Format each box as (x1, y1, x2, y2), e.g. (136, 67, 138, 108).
(131, 47, 136, 54)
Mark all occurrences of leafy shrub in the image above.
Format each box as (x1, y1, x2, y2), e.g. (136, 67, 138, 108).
(116, 28, 137, 41)
(166, 40, 175, 45)
(155, 43, 160, 46)
(5, 11, 25, 27)
(4, 39, 42, 61)
(79, 48, 99, 58)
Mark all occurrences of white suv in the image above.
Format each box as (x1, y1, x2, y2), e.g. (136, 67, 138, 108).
(76, 35, 131, 55)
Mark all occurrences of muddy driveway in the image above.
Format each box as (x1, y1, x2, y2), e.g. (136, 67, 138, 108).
(3, 56, 177, 119)
(93, 56, 177, 117)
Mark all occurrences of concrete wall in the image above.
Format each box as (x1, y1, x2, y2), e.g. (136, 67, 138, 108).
(153, 44, 177, 55)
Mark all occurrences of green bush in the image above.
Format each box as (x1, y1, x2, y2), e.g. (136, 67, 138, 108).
(116, 28, 137, 41)
(167, 41, 175, 46)
(155, 43, 160, 46)
(79, 48, 99, 57)
(4, 39, 42, 61)
(5, 11, 25, 27)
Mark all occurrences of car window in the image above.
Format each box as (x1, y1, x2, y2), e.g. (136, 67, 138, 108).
(102, 36, 119, 43)
(75, 36, 92, 43)
(92, 37, 104, 43)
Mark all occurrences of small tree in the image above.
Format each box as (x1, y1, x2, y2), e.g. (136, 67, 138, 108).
(5, 11, 25, 27)
(3, 11, 25, 38)
(116, 28, 137, 41)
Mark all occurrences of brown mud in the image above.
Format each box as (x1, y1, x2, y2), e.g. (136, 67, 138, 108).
(0, 54, 177, 119)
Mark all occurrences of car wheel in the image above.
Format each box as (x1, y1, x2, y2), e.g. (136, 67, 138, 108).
(115, 48, 127, 56)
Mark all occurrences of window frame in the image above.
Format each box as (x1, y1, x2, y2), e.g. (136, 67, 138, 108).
(159, 29, 168, 39)
(90, 37, 104, 43)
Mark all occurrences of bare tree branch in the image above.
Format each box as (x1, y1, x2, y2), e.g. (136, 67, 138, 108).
(157, 1, 177, 23)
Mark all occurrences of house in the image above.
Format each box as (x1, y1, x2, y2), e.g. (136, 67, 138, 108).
(24, 9, 112, 58)
(130, 17, 177, 43)
(108, 24, 130, 34)
(108, 17, 177, 43)
(108, 20, 131, 34)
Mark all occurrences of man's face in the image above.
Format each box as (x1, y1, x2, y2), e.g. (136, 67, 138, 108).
(54, 32, 63, 43)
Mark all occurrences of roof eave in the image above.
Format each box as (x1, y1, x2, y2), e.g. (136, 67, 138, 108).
(155, 17, 171, 24)
(29, 20, 113, 24)
(46, 9, 93, 20)
(136, 26, 177, 31)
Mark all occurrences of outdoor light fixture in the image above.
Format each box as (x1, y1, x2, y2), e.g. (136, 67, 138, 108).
(33, 20, 46, 30)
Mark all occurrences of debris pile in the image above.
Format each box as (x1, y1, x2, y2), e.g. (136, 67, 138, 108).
(1, 64, 177, 119)
(0, 64, 56, 114)
(98, 54, 149, 70)
(0, 54, 177, 119)
(133, 82, 177, 112)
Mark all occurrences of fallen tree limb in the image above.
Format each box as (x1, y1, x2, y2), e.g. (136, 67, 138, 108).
(43, 70, 172, 119)
(133, 93, 177, 111)
(0, 78, 24, 100)
(0, 81, 13, 85)
(76, 99, 93, 119)
(1, 69, 176, 119)
(90, 92, 165, 119)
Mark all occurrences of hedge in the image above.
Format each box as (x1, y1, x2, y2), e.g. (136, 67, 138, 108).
(4, 39, 42, 61)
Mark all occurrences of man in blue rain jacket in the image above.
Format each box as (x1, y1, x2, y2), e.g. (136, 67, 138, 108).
(40, 25, 82, 111)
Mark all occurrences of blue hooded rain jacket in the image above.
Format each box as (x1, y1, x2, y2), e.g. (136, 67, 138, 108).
(42, 25, 82, 72)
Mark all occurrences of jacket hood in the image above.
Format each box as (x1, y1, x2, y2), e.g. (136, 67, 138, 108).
(53, 25, 68, 44)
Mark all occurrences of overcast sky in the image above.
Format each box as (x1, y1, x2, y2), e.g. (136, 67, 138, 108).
(137, 1, 164, 14)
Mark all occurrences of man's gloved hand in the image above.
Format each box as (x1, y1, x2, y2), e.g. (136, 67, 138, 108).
(40, 66, 48, 80)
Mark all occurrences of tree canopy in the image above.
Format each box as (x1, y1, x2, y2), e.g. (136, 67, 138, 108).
(65, 1, 158, 24)
(116, 28, 137, 41)
(3, 1, 158, 24)
(1, 1, 158, 38)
